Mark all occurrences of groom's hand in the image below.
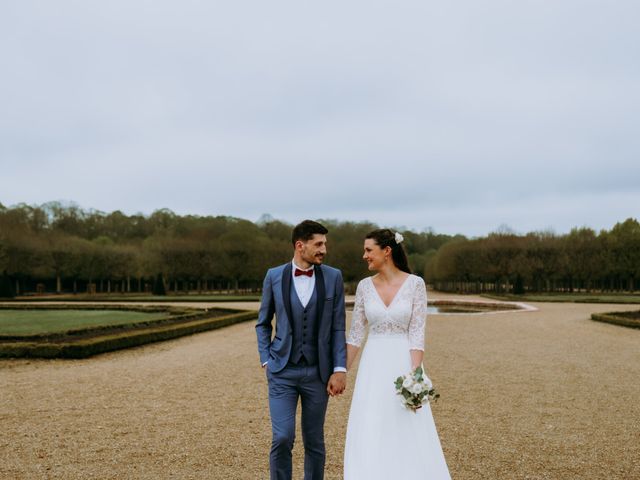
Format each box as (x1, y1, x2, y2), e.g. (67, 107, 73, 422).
(327, 372, 346, 397)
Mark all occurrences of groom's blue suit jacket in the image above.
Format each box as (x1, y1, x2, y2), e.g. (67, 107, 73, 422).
(256, 262, 347, 384)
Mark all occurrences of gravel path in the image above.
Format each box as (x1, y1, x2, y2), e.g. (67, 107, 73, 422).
(1, 294, 639, 479)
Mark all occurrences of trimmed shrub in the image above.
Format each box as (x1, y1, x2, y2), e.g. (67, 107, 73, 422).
(591, 311, 640, 329)
(0, 310, 257, 358)
(0, 306, 233, 341)
(431, 300, 521, 311)
(2, 295, 261, 303)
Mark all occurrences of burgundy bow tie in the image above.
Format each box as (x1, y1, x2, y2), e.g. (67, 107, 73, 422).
(295, 268, 313, 277)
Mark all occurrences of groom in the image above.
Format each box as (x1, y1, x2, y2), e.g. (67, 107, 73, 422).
(256, 220, 347, 480)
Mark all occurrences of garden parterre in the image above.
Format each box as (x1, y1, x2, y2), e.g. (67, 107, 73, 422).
(1, 294, 639, 479)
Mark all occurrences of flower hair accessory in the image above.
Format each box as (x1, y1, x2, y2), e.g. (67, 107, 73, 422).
(394, 232, 404, 244)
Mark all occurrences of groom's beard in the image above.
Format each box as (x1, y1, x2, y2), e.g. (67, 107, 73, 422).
(303, 252, 325, 265)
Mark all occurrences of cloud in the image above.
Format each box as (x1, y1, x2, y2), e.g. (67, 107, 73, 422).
(1, 1, 638, 236)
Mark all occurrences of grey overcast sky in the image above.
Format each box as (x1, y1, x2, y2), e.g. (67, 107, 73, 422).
(1, 1, 638, 236)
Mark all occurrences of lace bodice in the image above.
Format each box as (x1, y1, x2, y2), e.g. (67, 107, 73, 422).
(346, 274, 427, 351)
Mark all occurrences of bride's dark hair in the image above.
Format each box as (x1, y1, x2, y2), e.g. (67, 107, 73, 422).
(365, 229, 411, 274)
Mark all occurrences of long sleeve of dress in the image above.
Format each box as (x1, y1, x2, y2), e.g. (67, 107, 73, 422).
(346, 281, 367, 348)
(408, 277, 427, 351)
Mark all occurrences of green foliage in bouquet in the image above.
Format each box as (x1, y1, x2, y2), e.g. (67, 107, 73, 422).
(395, 366, 440, 412)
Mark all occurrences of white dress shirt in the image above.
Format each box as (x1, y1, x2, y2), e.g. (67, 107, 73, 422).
(292, 260, 315, 307)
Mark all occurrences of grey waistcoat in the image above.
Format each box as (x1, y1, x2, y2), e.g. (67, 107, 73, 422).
(289, 282, 319, 365)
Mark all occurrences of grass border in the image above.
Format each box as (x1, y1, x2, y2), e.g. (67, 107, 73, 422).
(480, 293, 640, 304)
(0, 305, 237, 341)
(0, 304, 193, 314)
(431, 300, 521, 311)
(0, 308, 257, 359)
(1, 295, 261, 303)
(590, 311, 640, 329)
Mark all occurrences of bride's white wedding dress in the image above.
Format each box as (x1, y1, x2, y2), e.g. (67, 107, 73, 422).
(344, 274, 451, 479)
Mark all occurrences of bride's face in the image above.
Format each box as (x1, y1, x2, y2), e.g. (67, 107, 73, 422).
(363, 239, 390, 271)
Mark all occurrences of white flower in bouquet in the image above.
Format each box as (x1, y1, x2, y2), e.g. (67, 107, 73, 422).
(394, 366, 440, 413)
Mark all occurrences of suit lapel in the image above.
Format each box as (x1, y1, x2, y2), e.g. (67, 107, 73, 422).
(281, 263, 294, 329)
(315, 265, 326, 332)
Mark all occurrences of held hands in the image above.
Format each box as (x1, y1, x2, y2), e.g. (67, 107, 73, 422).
(327, 372, 347, 397)
(264, 364, 346, 396)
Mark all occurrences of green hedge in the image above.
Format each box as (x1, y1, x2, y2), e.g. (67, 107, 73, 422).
(431, 300, 521, 311)
(0, 310, 257, 359)
(0, 304, 192, 313)
(3, 295, 261, 303)
(482, 293, 640, 304)
(0, 307, 234, 341)
(591, 311, 640, 329)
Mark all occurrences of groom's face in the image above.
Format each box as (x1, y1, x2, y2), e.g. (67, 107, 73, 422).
(298, 234, 327, 265)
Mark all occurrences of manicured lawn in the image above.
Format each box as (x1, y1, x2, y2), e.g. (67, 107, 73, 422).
(12, 294, 261, 303)
(119, 295, 261, 302)
(482, 293, 640, 304)
(0, 310, 166, 336)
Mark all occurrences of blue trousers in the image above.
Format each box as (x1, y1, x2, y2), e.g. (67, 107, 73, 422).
(267, 363, 329, 480)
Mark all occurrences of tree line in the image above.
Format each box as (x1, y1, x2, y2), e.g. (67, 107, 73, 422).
(0, 202, 457, 296)
(2, 202, 637, 297)
(426, 219, 640, 293)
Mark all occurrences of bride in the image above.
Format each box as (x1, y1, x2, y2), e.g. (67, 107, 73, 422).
(344, 229, 451, 479)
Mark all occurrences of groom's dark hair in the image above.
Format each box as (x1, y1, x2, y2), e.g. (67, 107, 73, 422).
(292, 220, 328, 246)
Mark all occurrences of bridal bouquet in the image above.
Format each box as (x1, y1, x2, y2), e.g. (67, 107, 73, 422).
(394, 366, 439, 412)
